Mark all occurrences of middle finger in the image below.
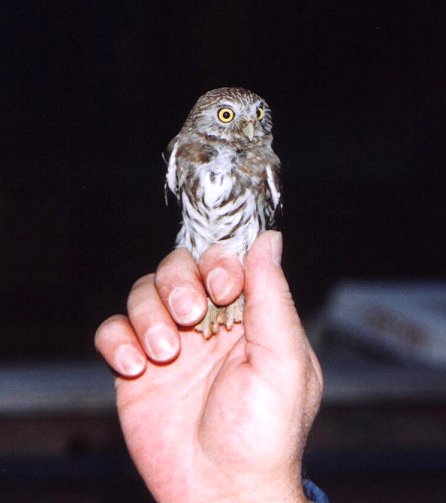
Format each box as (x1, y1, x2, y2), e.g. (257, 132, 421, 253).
(127, 274, 181, 362)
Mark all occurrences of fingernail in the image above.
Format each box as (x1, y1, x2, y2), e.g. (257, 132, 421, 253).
(168, 286, 204, 324)
(271, 231, 283, 266)
(115, 344, 146, 376)
(207, 267, 233, 303)
(144, 324, 179, 362)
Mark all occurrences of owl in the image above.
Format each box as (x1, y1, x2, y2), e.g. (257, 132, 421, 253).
(165, 87, 281, 337)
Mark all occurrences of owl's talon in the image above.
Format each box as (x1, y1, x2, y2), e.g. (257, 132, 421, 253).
(225, 311, 233, 331)
(195, 295, 244, 338)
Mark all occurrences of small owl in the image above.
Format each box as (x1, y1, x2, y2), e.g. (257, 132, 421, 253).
(165, 87, 281, 337)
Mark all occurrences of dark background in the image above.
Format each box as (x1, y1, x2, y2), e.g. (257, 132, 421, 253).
(2, 1, 445, 359)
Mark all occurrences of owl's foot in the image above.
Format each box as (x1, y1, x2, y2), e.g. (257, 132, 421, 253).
(195, 295, 244, 339)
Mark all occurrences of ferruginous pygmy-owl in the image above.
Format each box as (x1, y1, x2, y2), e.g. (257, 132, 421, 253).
(165, 87, 281, 337)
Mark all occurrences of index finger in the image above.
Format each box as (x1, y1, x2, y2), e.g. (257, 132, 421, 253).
(154, 246, 245, 323)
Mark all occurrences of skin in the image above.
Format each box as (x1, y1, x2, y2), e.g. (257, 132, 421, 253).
(95, 231, 323, 503)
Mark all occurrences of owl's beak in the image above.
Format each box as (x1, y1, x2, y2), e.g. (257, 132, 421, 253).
(241, 121, 255, 141)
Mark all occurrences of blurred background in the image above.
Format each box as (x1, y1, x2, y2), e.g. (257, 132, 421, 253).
(1, 1, 445, 501)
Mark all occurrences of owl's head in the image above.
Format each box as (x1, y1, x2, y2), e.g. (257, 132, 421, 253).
(183, 87, 273, 143)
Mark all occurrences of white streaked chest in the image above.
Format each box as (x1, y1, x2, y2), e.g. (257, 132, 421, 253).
(197, 147, 238, 208)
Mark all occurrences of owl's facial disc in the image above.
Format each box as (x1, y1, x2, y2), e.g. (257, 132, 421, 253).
(188, 91, 271, 142)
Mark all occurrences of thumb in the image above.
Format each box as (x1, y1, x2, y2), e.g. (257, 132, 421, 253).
(243, 231, 307, 363)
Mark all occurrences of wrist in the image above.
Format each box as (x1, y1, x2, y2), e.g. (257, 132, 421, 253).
(210, 487, 307, 503)
(196, 470, 309, 503)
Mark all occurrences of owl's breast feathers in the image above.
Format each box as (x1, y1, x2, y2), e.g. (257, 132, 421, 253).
(165, 137, 281, 259)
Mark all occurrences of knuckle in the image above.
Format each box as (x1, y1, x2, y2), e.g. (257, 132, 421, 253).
(127, 274, 155, 312)
(156, 258, 201, 296)
(130, 273, 154, 293)
(95, 315, 124, 349)
(128, 302, 149, 323)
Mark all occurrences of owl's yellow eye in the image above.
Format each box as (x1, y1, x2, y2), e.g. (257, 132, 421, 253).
(256, 106, 265, 121)
(217, 108, 235, 123)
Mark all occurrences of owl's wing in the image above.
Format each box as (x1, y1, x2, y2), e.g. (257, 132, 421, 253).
(164, 136, 180, 204)
(164, 140, 218, 206)
(265, 155, 282, 226)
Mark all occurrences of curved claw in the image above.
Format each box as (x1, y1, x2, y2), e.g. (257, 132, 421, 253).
(195, 295, 244, 339)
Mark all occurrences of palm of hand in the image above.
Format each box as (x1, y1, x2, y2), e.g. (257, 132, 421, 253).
(116, 325, 303, 502)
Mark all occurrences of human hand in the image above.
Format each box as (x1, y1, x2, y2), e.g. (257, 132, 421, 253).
(95, 231, 323, 503)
